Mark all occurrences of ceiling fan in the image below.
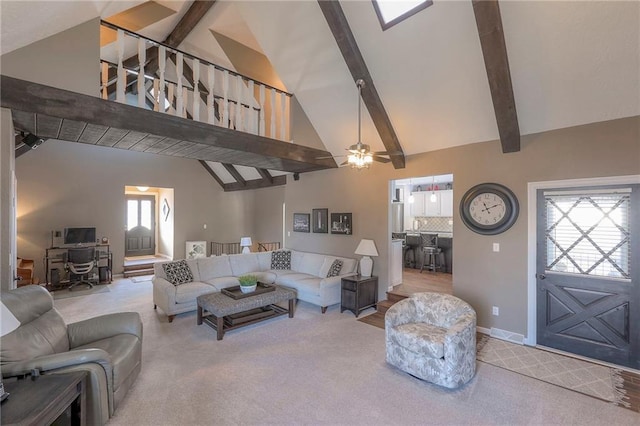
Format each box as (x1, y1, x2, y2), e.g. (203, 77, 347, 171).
(318, 79, 400, 169)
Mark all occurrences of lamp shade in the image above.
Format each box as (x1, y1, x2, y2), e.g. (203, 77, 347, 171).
(240, 237, 252, 247)
(1, 302, 20, 336)
(355, 239, 378, 257)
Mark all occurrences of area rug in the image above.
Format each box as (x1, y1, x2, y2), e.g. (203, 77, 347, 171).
(477, 334, 634, 410)
(51, 285, 110, 300)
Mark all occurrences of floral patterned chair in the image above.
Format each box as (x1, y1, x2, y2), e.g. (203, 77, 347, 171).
(385, 292, 477, 388)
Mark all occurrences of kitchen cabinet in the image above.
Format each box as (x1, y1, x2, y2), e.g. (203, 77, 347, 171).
(409, 192, 426, 216)
(424, 192, 441, 216)
(409, 190, 453, 217)
(439, 190, 454, 216)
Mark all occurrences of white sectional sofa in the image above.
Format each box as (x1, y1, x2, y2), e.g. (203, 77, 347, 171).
(152, 249, 358, 322)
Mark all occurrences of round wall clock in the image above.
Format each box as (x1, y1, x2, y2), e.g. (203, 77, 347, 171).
(460, 183, 519, 235)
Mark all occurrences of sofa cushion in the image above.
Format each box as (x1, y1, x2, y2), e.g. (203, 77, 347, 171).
(271, 250, 291, 270)
(326, 259, 343, 277)
(290, 250, 303, 271)
(257, 252, 272, 271)
(296, 252, 325, 276)
(198, 256, 232, 281)
(162, 260, 193, 285)
(174, 281, 215, 303)
(391, 323, 447, 359)
(208, 276, 241, 291)
(229, 254, 260, 276)
(276, 273, 321, 290)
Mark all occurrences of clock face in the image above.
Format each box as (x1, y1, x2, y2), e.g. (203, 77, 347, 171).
(460, 183, 519, 235)
(469, 192, 507, 226)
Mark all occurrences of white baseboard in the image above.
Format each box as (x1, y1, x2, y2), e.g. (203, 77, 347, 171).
(489, 327, 525, 345)
(477, 326, 491, 335)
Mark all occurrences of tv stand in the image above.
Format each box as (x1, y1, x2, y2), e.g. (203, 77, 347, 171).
(45, 245, 112, 289)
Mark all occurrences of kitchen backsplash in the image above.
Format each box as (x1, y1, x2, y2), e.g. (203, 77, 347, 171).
(414, 216, 453, 232)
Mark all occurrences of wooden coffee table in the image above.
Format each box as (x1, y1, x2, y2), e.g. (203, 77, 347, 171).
(197, 285, 296, 340)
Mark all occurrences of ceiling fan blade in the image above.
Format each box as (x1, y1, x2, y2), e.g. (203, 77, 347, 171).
(372, 151, 403, 156)
(372, 155, 391, 163)
(340, 160, 349, 166)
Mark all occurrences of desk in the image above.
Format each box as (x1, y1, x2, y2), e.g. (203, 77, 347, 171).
(1, 372, 86, 426)
(45, 245, 112, 289)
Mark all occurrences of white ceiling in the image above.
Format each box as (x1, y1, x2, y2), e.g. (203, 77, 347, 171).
(2, 0, 639, 169)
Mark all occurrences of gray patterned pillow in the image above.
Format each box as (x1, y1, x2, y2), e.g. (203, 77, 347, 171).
(271, 250, 291, 270)
(162, 260, 193, 285)
(326, 259, 343, 277)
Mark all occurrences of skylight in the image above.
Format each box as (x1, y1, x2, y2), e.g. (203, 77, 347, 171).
(372, 0, 433, 30)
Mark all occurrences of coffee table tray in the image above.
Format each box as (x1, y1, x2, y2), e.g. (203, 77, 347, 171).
(222, 282, 275, 299)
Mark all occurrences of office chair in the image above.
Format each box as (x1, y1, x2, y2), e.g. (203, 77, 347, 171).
(67, 247, 97, 290)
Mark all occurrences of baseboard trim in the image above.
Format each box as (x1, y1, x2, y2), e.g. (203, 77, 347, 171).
(477, 326, 525, 345)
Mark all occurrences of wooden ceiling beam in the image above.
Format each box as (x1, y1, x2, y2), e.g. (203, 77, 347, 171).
(318, 0, 405, 169)
(224, 175, 286, 192)
(472, 0, 520, 153)
(199, 160, 225, 189)
(222, 163, 246, 186)
(256, 168, 273, 184)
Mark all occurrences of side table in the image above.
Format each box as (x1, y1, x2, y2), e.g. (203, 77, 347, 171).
(341, 275, 378, 317)
(1, 372, 86, 426)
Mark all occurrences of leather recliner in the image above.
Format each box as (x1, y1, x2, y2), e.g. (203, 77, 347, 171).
(0, 285, 142, 425)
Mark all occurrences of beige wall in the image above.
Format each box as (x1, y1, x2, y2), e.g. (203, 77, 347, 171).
(252, 185, 285, 244)
(157, 187, 174, 258)
(283, 116, 640, 337)
(1, 108, 16, 292)
(0, 18, 99, 96)
(15, 140, 256, 279)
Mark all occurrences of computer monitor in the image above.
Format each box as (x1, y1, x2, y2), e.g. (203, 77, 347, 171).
(63, 227, 96, 246)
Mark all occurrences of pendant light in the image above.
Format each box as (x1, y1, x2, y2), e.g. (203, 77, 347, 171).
(408, 179, 415, 204)
(430, 175, 437, 202)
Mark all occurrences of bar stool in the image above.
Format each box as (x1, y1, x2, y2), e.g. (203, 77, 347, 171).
(420, 233, 443, 273)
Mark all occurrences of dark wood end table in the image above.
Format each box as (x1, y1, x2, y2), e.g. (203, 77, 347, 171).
(341, 275, 378, 317)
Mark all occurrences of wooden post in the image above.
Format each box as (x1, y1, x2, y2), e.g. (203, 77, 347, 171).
(207, 65, 215, 125)
(280, 92, 286, 141)
(248, 80, 255, 134)
(270, 88, 276, 138)
(259, 84, 265, 136)
(137, 38, 146, 108)
(235, 75, 242, 132)
(223, 70, 229, 128)
(101, 62, 108, 99)
(158, 46, 166, 113)
(192, 58, 200, 121)
(176, 52, 183, 117)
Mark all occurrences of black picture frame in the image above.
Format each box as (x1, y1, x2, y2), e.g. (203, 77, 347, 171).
(312, 208, 329, 233)
(293, 213, 310, 233)
(330, 213, 352, 235)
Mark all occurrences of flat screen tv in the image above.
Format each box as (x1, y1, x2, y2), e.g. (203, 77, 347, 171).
(63, 227, 96, 245)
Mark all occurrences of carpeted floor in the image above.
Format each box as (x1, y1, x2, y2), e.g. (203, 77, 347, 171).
(52, 279, 639, 425)
(50, 284, 110, 300)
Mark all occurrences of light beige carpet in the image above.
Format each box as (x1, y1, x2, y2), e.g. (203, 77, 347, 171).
(52, 279, 639, 425)
(51, 284, 110, 300)
(477, 335, 630, 408)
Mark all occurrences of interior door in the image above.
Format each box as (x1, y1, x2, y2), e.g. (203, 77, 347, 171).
(125, 195, 155, 257)
(536, 185, 639, 369)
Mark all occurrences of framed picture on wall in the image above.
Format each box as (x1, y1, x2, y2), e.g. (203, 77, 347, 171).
(293, 213, 310, 233)
(330, 213, 352, 235)
(312, 208, 328, 233)
(186, 241, 207, 259)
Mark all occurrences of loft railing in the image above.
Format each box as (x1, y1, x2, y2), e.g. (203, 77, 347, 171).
(99, 20, 292, 141)
(210, 241, 281, 256)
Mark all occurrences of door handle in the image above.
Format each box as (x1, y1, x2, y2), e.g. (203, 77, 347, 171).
(537, 273, 546, 280)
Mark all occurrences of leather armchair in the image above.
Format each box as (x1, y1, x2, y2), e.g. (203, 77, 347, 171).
(0, 285, 142, 425)
(385, 292, 476, 389)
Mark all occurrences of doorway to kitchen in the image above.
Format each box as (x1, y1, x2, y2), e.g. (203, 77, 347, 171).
(388, 174, 454, 297)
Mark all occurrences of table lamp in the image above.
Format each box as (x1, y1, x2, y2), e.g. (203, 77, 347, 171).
(355, 239, 378, 277)
(240, 237, 252, 254)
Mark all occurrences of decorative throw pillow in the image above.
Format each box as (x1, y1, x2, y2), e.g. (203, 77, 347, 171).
(162, 260, 194, 285)
(271, 250, 291, 270)
(326, 259, 343, 277)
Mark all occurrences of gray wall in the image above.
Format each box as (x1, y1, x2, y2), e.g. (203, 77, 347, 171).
(282, 116, 639, 337)
(1, 108, 16, 292)
(15, 140, 256, 279)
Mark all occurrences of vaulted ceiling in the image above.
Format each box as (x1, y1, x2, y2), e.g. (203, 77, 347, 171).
(2, 0, 639, 180)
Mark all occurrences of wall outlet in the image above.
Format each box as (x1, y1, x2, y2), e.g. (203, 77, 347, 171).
(287, 231, 291, 237)
(492, 306, 499, 316)
(492, 243, 500, 252)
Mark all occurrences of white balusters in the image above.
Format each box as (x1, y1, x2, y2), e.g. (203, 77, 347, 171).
(176, 52, 183, 117)
(207, 65, 215, 125)
(101, 62, 108, 99)
(222, 70, 229, 128)
(259, 85, 266, 136)
(137, 38, 146, 108)
(153, 79, 160, 111)
(167, 83, 175, 115)
(270, 88, 276, 138)
(158, 46, 166, 113)
(182, 86, 189, 118)
(248, 80, 255, 134)
(235, 75, 242, 131)
(192, 58, 200, 121)
(116, 29, 125, 103)
(280, 92, 287, 141)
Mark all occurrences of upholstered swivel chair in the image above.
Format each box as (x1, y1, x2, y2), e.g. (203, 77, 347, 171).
(0, 285, 143, 425)
(67, 247, 97, 289)
(385, 292, 476, 389)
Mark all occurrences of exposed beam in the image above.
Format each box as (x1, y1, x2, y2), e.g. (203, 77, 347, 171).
(199, 160, 225, 189)
(222, 163, 246, 186)
(1, 75, 337, 173)
(256, 168, 273, 184)
(472, 0, 520, 153)
(318, 0, 405, 169)
(224, 175, 286, 192)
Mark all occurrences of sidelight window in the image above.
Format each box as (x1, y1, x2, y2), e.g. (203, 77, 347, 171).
(544, 189, 631, 279)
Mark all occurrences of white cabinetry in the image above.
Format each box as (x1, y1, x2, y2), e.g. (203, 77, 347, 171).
(409, 192, 426, 216)
(424, 193, 441, 216)
(439, 190, 454, 216)
(390, 239, 403, 286)
(410, 189, 454, 217)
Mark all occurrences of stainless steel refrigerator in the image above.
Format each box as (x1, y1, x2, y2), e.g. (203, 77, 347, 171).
(391, 202, 404, 233)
